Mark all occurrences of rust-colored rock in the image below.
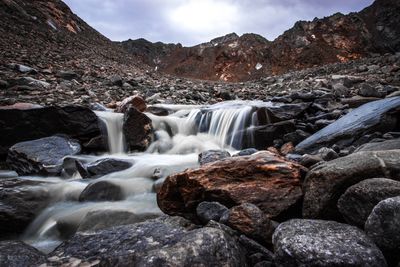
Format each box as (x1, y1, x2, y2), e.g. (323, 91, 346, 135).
(116, 95, 147, 113)
(157, 151, 306, 221)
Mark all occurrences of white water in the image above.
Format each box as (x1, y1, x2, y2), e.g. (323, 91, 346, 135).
(22, 101, 270, 253)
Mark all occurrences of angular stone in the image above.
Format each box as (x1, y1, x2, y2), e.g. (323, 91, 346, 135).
(355, 138, 400, 152)
(303, 150, 400, 220)
(7, 136, 81, 175)
(49, 216, 247, 266)
(123, 107, 153, 151)
(79, 181, 124, 202)
(338, 178, 400, 227)
(158, 151, 305, 221)
(115, 95, 147, 113)
(198, 150, 231, 165)
(273, 219, 387, 267)
(79, 158, 133, 178)
(196, 201, 229, 224)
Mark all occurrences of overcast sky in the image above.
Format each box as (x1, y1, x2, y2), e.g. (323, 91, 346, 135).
(63, 0, 374, 46)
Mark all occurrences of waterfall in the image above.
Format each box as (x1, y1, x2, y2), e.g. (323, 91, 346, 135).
(95, 111, 125, 154)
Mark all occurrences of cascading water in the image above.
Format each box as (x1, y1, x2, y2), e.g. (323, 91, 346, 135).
(21, 101, 272, 253)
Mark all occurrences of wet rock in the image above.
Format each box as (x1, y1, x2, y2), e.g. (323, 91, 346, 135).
(7, 136, 81, 176)
(264, 102, 310, 122)
(358, 83, 386, 98)
(49, 216, 247, 266)
(77, 210, 160, 232)
(0, 241, 46, 267)
(296, 97, 400, 154)
(317, 147, 339, 161)
(198, 150, 231, 165)
(303, 150, 400, 220)
(355, 138, 400, 152)
(146, 106, 170, 116)
(239, 235, 274, 265)
(115, 95, 147, 113)
(0, 178, 50, 237)
(365, 196, 400, 252)
(0, 105, 107, 159)
(273, 219, 387, 267)
(220, 203, 276, 245)
(79, 158, 132, 178)
(56, 70, 79, 80)
(79, 181, 124, 202)
(299, 154, 323, 168)
(196, 201, 229, 224)
(251, 120, 296, 149)
(283, 130, 311, 145)
(338, 178, 400, 227)
(123, 107, 153, 151)
(233, 148, 258, 157)
(158, 151, 305, 222)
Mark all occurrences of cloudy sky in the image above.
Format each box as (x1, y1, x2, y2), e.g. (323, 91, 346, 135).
(63, 0, 374, 46)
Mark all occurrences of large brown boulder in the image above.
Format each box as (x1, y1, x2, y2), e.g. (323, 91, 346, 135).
(157, 151, 306, 221)
(123, 107, 153, 152)
(303, 150, 400, 220)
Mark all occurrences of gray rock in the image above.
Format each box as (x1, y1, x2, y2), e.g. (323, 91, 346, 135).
(49, 216, 247, 266)
(355, 138, 400, 152)
(109, 75, 123, 86)
(338, 178, 400, 227)
(7, 136, 81, 175)
(56, 70, 79, 80)
(14, 77, 50, 88)
(78, 210, 160, 232)
(0, 241, 46, 267)
(0, 178, 50, 237)
(196, 201, 229, 224)
(79, 181, 124, 202)
(79, 158, 133, 178)
(233, 148, 258, 157)
(296, 97, 400, 154)
(359, 83, 386, 98)
(317, 147, 339, 161)
(10, 63, 38, 74)
(273, 219, 387, 267)
(303, 150, 400, 220)
(198, 150, 231, 165)
(365, 196, 400, 252)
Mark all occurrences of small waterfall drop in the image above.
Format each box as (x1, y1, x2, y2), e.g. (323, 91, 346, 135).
(95, 111, 125, 154)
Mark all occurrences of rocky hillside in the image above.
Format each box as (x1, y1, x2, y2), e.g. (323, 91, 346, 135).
(121, 0, 400, 82)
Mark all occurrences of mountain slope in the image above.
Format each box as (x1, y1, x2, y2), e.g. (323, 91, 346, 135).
(121, 0, 400, 82)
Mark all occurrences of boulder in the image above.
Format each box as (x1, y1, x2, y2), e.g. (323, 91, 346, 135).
(250, 120, 296, 149)
(56, 70, 79, 80)
(220, 203, 276, 245)
(296, 97, 400, 154)
(123, 107, 153, 152)
(355, 138, 400, 152)
(7, 136, 81, 176)
(78, 158, 133, 178)
(115, 95, 147, 113)
(233, 148, 258, 157)
(48, 216, 247, 266)
(365, 196, 400, 252)
(338, 178, 400, 227)
(303, 150, 400, 220)
(273, 219, 387, 267)
(77, 210, 160, 232)
(0, 105, 107, 159)
(0, 241, 46, 267)
(0, 178, 50, 237)
(198, 150, 231, 165)
(158, 151, 305, 222)
(79, 181, 124, 202)
(196, 201, 229, 224)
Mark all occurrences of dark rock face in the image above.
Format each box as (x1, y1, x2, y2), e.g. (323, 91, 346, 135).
(78, 158, 133, 178)
(365, 196, 400, 252)
(273, 219, 387, 267)
(337, 178, 400, 227)
(0, 178, 50, 237)
(123, 107, 153, 152)
(198, 150, 231, 165)
(0, 105, 107, 159)
(196, 201, 229, 224)
(296, 97, 400, 154)
(7, 136, 81, 175)
(79, 181, 124, 202)
(158, 151, 305, 222)
(0, 241, 46, 267)
(77, 210, 160, 232)
(355, 138, 400, 152)
(220, 203, 276, 245)
(49, 216, 247, 266)
(303, 150, 400, 220)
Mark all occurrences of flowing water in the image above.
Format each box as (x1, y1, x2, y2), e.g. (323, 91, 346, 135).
(21, 100, 272, 253)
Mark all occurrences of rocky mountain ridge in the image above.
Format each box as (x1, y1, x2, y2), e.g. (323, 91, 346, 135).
(121, 0, 400, 82)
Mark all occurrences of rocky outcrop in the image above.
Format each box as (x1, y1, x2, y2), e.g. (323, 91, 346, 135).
(337, 178, 400, 227)
(0, 241, 46, 267)
(273, 219, 387, 267)
(48, 216, 247, 266)
(302, 150, 400, 220)
(7, 136, 81, 175)
(158, 151, 305, 221)
(123, 107, 153, 152)
(0, 105, 107, 159)
(77, 158, 133, 179)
